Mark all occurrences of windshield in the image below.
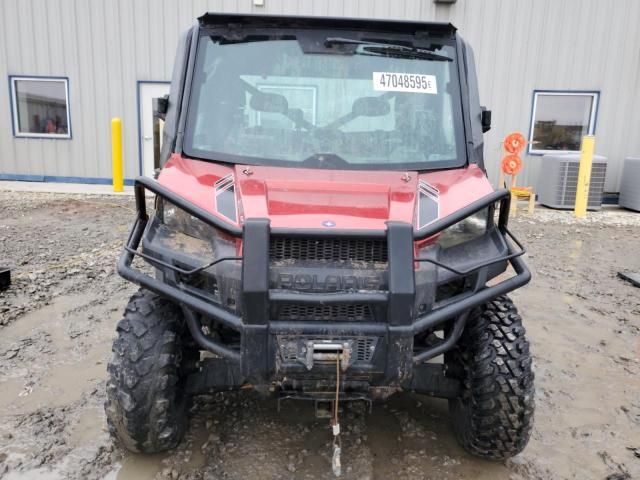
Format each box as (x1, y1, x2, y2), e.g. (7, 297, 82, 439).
(184, 31, 466, 170)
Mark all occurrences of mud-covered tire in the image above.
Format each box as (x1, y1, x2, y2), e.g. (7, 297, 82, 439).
(447, 295, 535, 460)
(105, 289, 192, 453)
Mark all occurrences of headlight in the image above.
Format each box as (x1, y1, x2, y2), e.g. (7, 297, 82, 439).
(436, 208, 489, 248)
(149, 197, 230, 261)
(157, 198, 219, 241)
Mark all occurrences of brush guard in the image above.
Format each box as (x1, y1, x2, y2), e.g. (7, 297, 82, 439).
(118, 176, 530, 388)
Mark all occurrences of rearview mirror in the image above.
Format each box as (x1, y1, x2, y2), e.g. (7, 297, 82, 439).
(250, 91, 289, 114)
(352, 96, 390, 117)
(153, 95, 169, 121)
(481, 107, 491, 133)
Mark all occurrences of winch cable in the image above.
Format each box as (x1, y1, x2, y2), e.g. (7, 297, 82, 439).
(331, 353, 342, 477)
(334, 353, 340, 425)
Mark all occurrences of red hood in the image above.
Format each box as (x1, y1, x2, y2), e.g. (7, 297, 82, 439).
(158, 155, 494, 231)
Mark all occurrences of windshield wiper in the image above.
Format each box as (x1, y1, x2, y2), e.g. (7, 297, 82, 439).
(325, 37, 452, 62)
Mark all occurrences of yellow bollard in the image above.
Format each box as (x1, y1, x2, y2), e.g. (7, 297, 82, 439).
(112, 118, 124, 192)
(574, 135, 595, 218)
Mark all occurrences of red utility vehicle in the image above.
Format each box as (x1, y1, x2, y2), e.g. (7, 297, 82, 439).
(106, 13, 534, 464)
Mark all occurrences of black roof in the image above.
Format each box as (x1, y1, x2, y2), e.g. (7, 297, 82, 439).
(197, 13, 456, 37)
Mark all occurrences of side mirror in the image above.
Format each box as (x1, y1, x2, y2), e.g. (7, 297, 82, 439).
(481, 107, 491, 133)
(153, 95, 169, 121)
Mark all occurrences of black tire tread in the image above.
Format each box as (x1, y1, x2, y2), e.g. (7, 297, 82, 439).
(104, 289, 188, 453)
(449, 295, 535, 460)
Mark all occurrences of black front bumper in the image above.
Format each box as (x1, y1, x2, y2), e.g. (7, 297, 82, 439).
(118, 177, 531, 388)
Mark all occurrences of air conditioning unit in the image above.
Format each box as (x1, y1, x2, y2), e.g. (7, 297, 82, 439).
(619, 157, 640, 211)
(537, 154, 607, 210)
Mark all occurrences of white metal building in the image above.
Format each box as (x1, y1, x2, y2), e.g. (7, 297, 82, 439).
(1, 0, 639, 195)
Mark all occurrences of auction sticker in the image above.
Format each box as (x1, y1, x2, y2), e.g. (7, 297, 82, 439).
(373, 72, 437, 94)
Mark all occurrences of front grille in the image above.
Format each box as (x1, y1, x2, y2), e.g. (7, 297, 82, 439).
(270, 237, 388, 263)
(276, 303, 374, 321)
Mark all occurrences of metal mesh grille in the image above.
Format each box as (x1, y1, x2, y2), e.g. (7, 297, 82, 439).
(354, 338, 376, 362)
(280, 343, 298, 361)
(269, 237, 388, 262)
(276, 303, 374, 321)
(277, 336, 377, 362)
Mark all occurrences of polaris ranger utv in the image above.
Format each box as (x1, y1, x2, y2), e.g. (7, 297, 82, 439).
(106, 13, 534, 464)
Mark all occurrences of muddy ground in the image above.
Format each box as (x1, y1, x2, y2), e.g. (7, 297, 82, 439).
(0, 190, 639, 480)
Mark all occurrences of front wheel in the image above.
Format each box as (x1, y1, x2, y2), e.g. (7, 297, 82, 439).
(105, 289, 194, 453)
(447, 295, 535, 460)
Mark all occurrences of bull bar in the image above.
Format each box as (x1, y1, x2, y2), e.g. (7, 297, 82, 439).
(118, 176, 530, 382)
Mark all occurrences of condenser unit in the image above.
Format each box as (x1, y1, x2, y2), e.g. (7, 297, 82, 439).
(537, 154, 607, 210)
(619, 157, 640, 211)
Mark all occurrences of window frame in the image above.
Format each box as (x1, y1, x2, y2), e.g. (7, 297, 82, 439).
(9, 75, 72, 139)
(527, 90, 599, 155)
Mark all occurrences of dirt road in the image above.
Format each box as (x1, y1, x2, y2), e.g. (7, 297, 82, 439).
(0, 191, 638, 480)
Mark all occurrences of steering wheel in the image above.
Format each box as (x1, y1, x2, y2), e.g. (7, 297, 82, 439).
(300, 127, 347, 157)
(313, 127, 345, 146)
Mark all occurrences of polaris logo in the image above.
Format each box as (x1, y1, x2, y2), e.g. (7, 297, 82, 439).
(274, 273, 382, 291)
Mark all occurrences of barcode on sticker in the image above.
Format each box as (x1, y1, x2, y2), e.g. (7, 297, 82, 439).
(373, 72, 437, 94)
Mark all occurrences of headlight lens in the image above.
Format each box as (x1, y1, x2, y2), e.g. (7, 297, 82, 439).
(157, 198, 218, 241)
(436, 208, 489, 248)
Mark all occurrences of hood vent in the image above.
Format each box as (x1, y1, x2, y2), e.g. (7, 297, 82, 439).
(417, 180, 439, 229)
(214, 174, 238, 223)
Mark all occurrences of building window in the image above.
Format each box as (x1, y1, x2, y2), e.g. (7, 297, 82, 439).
(9, 76, 71, 138)
(528, 91, 599, 154)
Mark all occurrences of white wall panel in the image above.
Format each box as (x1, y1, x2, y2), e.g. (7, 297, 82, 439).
(0, 0, 638, 192)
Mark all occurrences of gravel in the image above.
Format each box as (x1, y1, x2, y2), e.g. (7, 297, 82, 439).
(0, 192, 638, 480)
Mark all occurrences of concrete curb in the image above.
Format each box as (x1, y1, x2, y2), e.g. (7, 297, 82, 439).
(0, 180, 135, 196)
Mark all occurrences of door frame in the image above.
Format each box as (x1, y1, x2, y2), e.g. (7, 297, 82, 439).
(136, 80, 171, 176)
